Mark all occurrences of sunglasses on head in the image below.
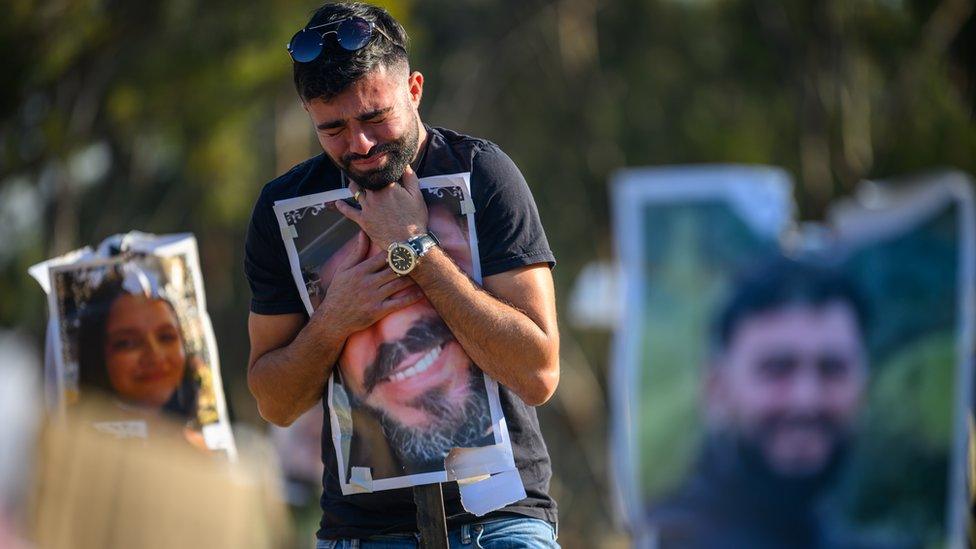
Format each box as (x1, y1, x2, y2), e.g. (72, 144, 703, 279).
(287, 16, 398, 63)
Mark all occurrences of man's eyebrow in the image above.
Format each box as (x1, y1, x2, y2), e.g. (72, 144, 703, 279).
(317, 119, 345, 131)
(357, 107, 392, 121)
(316, 107, 393, 131)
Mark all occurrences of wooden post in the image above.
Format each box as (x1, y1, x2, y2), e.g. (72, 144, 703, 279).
(413, 483, 449, 548)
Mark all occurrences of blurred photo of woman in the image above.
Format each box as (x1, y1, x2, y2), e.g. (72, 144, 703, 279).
(77, 278, 197, 420)
(35, 234, 235, 455)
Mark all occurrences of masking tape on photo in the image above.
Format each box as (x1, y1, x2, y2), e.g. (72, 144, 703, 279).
(349, 467, 374, 494)
(445, 444, 516, 482)
(202, 423, 233, 451)
(458, 469, 526, 517)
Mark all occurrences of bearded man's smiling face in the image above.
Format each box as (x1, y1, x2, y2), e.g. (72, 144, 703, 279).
(315, 203, 480, 431)
(708, 302, 868, 479)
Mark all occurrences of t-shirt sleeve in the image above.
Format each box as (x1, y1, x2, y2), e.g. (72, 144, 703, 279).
(244, 188, 307, 315)
(471, 143, 555, 277)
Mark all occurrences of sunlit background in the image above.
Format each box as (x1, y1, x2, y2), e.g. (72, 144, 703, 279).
(1, 0, 975, 547)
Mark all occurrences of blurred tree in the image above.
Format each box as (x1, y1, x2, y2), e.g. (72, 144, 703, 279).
(0, 0, 411, 421)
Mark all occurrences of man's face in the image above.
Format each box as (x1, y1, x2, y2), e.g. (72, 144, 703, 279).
(318, 201, 476, 431)
(304, 63, 423, 190)
(708, 302, 867, 478)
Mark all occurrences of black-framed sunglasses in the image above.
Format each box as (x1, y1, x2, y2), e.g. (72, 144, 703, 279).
(286, 16, 398, 63)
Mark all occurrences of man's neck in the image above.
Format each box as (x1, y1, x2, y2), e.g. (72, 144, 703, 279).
(410, 119, 429, 169)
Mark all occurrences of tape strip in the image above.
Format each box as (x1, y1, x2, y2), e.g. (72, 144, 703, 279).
(445, 443, 516, 482)
(460, 198, 476, 215)
(458, 469, 526, 517)
(202, 422, 233, 451)
(349, 467, 373, 494)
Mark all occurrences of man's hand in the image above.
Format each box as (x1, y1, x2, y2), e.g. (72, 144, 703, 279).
(314, 230, 424, 337)
(335, 166, 428, 249)
(333, 167, 559, 407)
(247, 230, 423, 427)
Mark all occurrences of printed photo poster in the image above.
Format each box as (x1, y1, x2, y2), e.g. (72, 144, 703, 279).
(274, 173, 515, 494)
(31, 232, 236, 457)
(827, 173, 975, 547)
(610, 167, 975, 548)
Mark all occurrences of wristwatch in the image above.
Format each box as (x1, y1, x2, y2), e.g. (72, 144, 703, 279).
(387, 232, 439, 275)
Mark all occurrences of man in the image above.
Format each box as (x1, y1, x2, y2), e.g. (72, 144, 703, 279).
(244, 3, 559, 547)
(304, 194, 494, 480)
(650, 257, 888, 549)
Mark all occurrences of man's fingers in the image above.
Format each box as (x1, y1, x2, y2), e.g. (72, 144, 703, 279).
(379, 288, 425, 312)
(335, 197, 364, 226)
(350, 250, 389, 277)
(377, 276, 416, 298)
(368, 262, 407, 285)
(402, 165, 420, 194)
(363, 249, 390, 271)
(337, 231, 369, 270)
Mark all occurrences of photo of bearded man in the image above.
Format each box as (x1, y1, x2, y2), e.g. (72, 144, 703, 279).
(293, 186, 495, 482)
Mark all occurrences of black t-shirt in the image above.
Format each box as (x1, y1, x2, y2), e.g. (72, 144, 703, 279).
(244, 126, 558, 539)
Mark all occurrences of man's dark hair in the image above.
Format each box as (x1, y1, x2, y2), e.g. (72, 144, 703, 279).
(293, 2, 409, 102)
(712, 255, 869, 355)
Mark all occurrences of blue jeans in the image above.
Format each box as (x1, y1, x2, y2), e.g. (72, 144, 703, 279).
(315, 516, 559, 548)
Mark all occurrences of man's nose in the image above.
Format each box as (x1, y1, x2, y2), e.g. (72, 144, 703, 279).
(786, 366, 827, 412)
(374, 297, 435, 339)
(348, 127, 376, 156)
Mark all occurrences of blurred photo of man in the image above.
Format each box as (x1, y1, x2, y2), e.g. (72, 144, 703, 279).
(649, 256, 898, 549)
(301, 192, 493, 479)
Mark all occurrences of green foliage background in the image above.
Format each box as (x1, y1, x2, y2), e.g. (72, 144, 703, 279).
(1, 0, 974, 546)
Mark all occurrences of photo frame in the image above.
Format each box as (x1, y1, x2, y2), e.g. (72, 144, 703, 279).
(32, 232, 236, 456)
(274, 173, 515, 494)
(609, 167, 974, 547)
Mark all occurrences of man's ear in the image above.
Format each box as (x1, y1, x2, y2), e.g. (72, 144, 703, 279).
(407, 70, 424, 107)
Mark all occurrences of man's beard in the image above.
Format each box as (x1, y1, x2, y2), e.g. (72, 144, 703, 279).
(351, 315, 493, 466)
(380, 370, 492, 465)
(340, 116, 420, 191)
(730, 416, 852, 503)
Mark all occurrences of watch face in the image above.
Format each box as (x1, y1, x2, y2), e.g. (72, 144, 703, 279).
(388, 244, 416, 274)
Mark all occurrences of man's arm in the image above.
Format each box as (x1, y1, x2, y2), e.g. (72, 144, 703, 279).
(247, 232, 423, 426)
(413, 251, 559, 406)
(247, 311, 333, 426)
(335, 167, 560, 406)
